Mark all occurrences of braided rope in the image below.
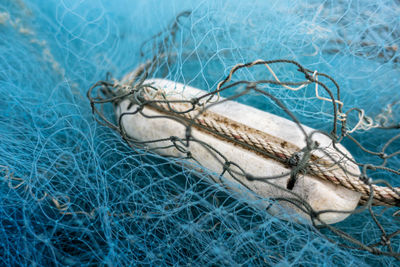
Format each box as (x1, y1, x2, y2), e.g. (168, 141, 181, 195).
(145, 99, 400, 207)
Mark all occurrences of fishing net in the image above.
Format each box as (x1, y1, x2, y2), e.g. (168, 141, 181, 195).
(1, 0, 400, 266)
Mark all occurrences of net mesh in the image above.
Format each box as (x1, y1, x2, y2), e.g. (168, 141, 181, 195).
(1, 0, 400, 266)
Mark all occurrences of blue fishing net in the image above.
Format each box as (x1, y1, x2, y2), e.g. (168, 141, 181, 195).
(1, 0, 399, 266)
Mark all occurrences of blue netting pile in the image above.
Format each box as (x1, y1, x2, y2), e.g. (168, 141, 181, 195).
(1, 0, 399, 266)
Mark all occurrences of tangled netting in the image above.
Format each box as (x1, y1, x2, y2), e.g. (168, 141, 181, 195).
(1, 0, 400, 266)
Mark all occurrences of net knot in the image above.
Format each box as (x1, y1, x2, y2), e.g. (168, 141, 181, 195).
(288, 151, 305, 168)
(359, 174, 372, 185)
(304, 72, 312, 81)
(246, 174, 255, 182)
(223, 161, 231, 170)
(190, 97, 199, 105)
(380, 235, 391, 246)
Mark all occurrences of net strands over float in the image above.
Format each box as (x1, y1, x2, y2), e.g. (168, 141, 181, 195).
(84, 9, 400, 261)
(88, 55, 400, 258)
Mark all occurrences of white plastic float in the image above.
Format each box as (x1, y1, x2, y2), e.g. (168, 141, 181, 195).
(116, 78, 361, 225)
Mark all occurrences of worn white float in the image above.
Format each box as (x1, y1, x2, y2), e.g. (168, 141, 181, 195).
(116, 78, 361, 225)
